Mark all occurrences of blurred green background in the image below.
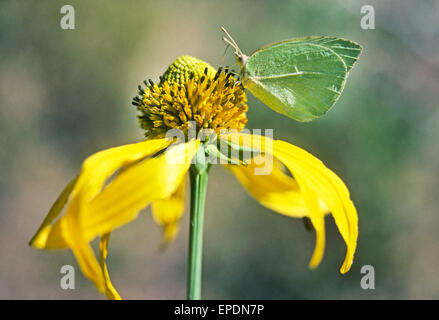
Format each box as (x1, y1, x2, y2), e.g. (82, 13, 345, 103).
(1, 0, 438, 299)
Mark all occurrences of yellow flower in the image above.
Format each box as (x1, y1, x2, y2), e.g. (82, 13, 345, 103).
(30, 55, 358, 299)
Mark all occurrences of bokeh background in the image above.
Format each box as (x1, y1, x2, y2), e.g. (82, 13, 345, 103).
(1, 0, 438, 299)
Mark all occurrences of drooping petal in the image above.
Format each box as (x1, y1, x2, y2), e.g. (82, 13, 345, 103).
(99, 233, 122, 300)
(30, 139, 172, 250)
(227, 156, 329, 218)
(30, 138, 172, 292)
(293, 176, 326, 269)
(227, 155, 328, 268)
(151, 178, 186, 246)
(275, 140, 358, 273)
(85, 140, 198, 239)
(222, 132, 358, 273)
(29, 177, 77, 249)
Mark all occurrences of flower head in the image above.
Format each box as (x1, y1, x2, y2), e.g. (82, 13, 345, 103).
(133, 55, 248, 139)
(30, 55, 358, 299)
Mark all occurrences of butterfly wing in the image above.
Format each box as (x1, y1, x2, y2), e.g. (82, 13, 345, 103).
(242, 37, 361, 122)
(295, 37, 362, 71)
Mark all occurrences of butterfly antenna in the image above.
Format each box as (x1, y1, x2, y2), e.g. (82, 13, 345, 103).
(221, 26, 243, 56)
(222, 38, 237, 54)
(220, 42, 231, 67)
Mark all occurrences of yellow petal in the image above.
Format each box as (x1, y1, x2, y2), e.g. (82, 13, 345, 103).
(86, 140, 198, 240)
(228, 155, 328, 268)
(227, 156, 328, 218)
(32, 138, 172, 292)
(222, 132, 358, 273)
(99, 233, 122, 300)
(29, 177, 77, 249)
(151, 178, 186, 246)
(307, 212, 326, 269)
(294, 177, 325, 269)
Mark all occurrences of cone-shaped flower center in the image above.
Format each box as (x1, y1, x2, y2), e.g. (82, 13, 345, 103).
(133, 56, 248, 139)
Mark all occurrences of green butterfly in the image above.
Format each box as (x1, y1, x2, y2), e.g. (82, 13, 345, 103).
(222, 27, 362, 122)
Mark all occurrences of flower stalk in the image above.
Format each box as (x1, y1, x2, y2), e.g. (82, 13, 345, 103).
(187, 147, 210, 300)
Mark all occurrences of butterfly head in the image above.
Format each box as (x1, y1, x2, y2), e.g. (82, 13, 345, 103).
(235, 53, 249, 68)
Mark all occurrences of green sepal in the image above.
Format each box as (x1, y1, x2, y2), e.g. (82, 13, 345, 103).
(205, 144, 243, 165)
(219, 138, 262, 159)
(193, 144, 210, 175)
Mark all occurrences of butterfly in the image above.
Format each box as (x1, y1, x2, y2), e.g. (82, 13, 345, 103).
(222, 27, 362, 122)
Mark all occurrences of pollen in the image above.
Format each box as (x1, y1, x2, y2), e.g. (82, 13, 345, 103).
(132, 55, 248, 139)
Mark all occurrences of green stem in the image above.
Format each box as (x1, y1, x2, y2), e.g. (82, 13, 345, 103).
(187, 164, 209, 300)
